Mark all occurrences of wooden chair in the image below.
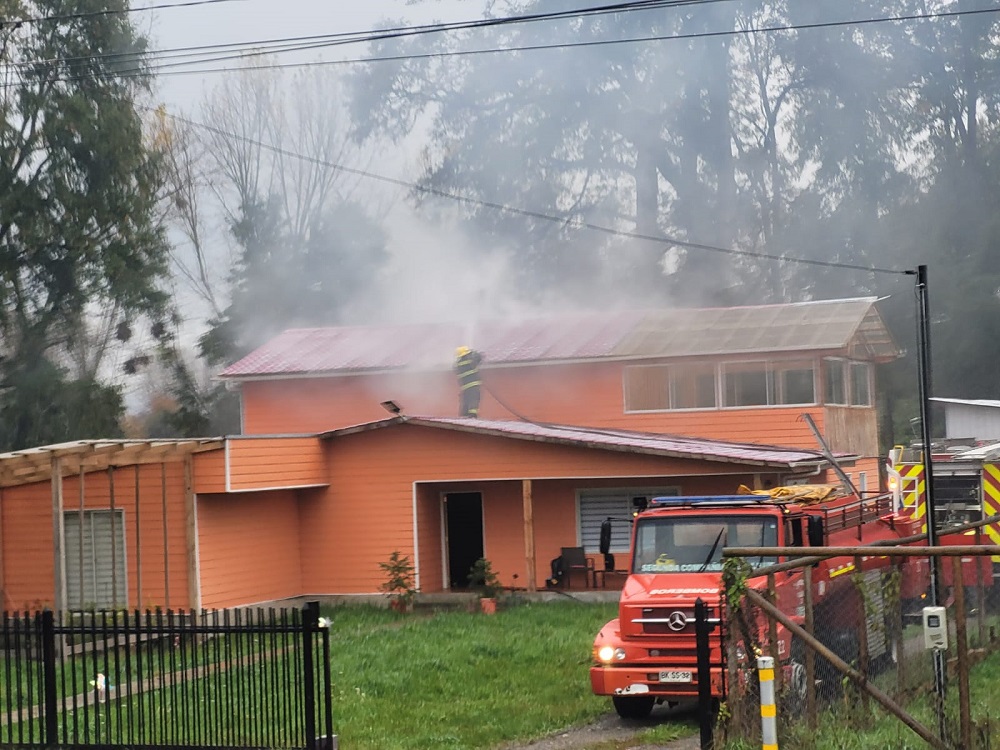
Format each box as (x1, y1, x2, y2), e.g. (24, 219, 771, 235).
(560, 546, 596, 589)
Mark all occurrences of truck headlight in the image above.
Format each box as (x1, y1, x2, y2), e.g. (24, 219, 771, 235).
(598, 646, 626, 663)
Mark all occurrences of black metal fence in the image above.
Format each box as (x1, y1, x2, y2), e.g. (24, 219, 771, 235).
(1, 602, 333, 749)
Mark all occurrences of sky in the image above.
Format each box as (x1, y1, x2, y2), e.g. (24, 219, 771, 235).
(147, 0, 471, 111)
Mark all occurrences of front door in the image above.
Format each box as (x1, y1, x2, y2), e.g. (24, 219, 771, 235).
(444, 492, 484, 590)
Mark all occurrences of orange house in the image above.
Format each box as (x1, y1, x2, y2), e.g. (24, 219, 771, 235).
(0, 297, 900, 611)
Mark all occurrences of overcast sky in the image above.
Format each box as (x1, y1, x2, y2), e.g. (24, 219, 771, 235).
(148, 0, 471, 110)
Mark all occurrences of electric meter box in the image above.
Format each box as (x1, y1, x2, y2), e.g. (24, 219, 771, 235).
(922, 606, 948, 651)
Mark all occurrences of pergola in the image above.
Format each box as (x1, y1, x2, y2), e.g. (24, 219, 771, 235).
(0, 439, 223, 613)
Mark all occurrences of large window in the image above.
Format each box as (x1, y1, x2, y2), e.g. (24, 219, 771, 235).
(850, 362, 871, 405)
(579, 488, 680, 552)
(64, 510, 127, 610)
(824, 359, 847, 404)
(625, 360, 817, 411)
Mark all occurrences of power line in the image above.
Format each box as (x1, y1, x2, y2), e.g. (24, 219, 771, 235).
(9, 3, 999, 88)
(3, 0, 722, 74)
(0, 0, 249, 27)
(154, 109, 910, 277)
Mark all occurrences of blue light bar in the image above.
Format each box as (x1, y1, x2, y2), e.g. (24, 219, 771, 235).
(649, 495, 767, 506)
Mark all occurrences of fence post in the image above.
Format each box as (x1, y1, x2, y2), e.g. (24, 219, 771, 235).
(41, 610, 58, 746)
(695, 598, 714, 750)
(302, 601, 319, 750)
(952, 556, 971, 750)
(757, 655, 778, 750)
(802, 565, 816, 729)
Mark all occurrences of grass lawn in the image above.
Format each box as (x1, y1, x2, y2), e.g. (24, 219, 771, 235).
(323, 599, 697, 749)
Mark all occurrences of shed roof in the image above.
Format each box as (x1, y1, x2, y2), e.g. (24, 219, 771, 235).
(220, 298, 899, 380)
(322, 416, 838, 469)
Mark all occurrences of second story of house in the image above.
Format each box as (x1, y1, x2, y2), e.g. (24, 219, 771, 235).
(219, 297, 901, 459)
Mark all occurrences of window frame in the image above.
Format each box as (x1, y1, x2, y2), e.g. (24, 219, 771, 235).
(64, 508, 128, 611)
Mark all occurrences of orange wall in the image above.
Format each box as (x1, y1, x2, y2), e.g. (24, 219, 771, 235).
(239, 361, 850, 451)
(299, 424, 773, 594)
(197, 490, 302, 609)
(1, 462, 193, 611)
(226, 437, 326, 492)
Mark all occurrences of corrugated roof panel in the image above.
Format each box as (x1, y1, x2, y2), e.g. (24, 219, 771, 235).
(407, 417, 826, 466)
(221, 298, 899, 378)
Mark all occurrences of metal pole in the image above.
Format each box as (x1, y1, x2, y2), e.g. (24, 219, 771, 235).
(695, 598, 714, 750)
(915, 264, 946, 738)
(757, 655, 778, 750)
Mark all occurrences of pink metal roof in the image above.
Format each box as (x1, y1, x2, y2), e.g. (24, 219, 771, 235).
(321, 416, 833, 468)
(220, 298, 898, 379)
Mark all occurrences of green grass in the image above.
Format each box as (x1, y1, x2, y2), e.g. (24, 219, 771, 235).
(324, 600, 625, 749)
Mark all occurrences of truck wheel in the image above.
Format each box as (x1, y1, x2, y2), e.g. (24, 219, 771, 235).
(785, 660, 808, 715)
(612, 695, 655, 719)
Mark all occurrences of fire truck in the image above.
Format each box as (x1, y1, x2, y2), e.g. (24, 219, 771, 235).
(887, 442, 1000, 569)
(589, 484, 972, 719)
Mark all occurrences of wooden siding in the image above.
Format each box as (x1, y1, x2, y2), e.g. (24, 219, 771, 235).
(823, 406, 879, 458)
(241, 372, 454, 434)
(197, 491, 302, 609)
(0, 464, 192, 611)
(298, 424, 778, 595)
(238, 360, 874, 452)
(193, 450, 227, 494)
(226, 437, 326, 492)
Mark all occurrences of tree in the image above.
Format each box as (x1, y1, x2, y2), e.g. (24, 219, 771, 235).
(0, 0, 170, 449)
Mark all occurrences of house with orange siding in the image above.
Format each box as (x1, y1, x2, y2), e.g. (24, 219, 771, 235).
(0, 297, 901, 612)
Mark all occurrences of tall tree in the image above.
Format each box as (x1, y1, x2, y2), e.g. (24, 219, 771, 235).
(0, 0, 170, 448)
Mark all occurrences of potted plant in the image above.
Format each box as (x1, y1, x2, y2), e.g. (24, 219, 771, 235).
(379, 551, 417, 613)
(467, 557, 502, 614)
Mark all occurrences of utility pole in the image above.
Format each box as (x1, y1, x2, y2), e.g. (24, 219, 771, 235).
(914, 264, 946, 739)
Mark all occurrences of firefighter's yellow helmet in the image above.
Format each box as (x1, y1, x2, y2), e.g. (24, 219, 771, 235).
(456, 345, 471, 357)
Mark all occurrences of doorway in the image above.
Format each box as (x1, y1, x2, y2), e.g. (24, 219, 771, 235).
(444, 492, 484, 590)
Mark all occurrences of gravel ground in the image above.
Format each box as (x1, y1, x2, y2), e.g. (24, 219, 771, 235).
(497, 703, 702, 750)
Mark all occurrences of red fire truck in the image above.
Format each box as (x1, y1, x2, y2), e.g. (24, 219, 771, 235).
(589, 484, 980, 719)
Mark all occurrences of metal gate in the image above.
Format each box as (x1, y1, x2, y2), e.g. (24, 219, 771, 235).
(1, 602, 333, 749)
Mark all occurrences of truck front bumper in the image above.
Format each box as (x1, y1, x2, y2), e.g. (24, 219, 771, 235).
(590, 665, 724, 700)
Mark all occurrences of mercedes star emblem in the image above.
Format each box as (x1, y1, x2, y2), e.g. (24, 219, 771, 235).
(667, 611, 687, 631)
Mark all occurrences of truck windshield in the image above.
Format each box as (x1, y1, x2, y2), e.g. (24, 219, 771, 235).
(632, 515, 779, 573)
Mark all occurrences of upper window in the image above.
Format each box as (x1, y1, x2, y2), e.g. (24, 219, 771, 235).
(670, 364, 718, 409)
(723, 362, 769, 407)
(824, 359, 847, 405)
(623, 365, 670, 411)
(824, 359, 871, 406)
(722, 361, 816, 408)
(850, 362, 871, 406)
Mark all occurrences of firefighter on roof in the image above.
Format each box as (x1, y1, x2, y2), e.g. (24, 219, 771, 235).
(454, 345, 483, 418)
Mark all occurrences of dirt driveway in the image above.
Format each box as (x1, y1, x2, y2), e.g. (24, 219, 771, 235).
(498, 703, 702, 750)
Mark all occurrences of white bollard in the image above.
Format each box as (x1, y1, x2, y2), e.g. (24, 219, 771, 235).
(757, 656, 778, 750)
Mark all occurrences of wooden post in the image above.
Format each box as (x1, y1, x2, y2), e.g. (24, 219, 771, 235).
(184, 456, 201, 615)
(78, 469, 85, 611)
(975, 527, 986, 647)
(803, 565, 817, 729)
(161, 462, 170, 608)
(855, 556, 870, 712)
(0, 488, 6, 608)
(109, 466, 118, 610)
(522, 479, 536, 592)
(767, 572, 781, 694)
(893, 561, 906, 697)
(134, 464, 142, 607)
(952, 556, 971, 750)
(51, 457, 67, 615)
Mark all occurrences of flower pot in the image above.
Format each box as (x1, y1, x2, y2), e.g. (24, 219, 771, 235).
(479, 597, 497, 615)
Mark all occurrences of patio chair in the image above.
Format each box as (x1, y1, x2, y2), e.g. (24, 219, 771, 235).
(560, 546, 595, 589)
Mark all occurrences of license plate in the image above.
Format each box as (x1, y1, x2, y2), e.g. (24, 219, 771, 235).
(659, 670, 693, 683)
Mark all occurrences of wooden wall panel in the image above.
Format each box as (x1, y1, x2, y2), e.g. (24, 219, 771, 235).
(226, 437, 326, 492)
(197, 490, 302, 609)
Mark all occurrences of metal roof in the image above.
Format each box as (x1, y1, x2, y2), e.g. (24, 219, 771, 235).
(0, 439, 224, 488)
(321, 416, 837, 469)
(931, 398, 1000, 410)
(220, 298, 899, 379)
